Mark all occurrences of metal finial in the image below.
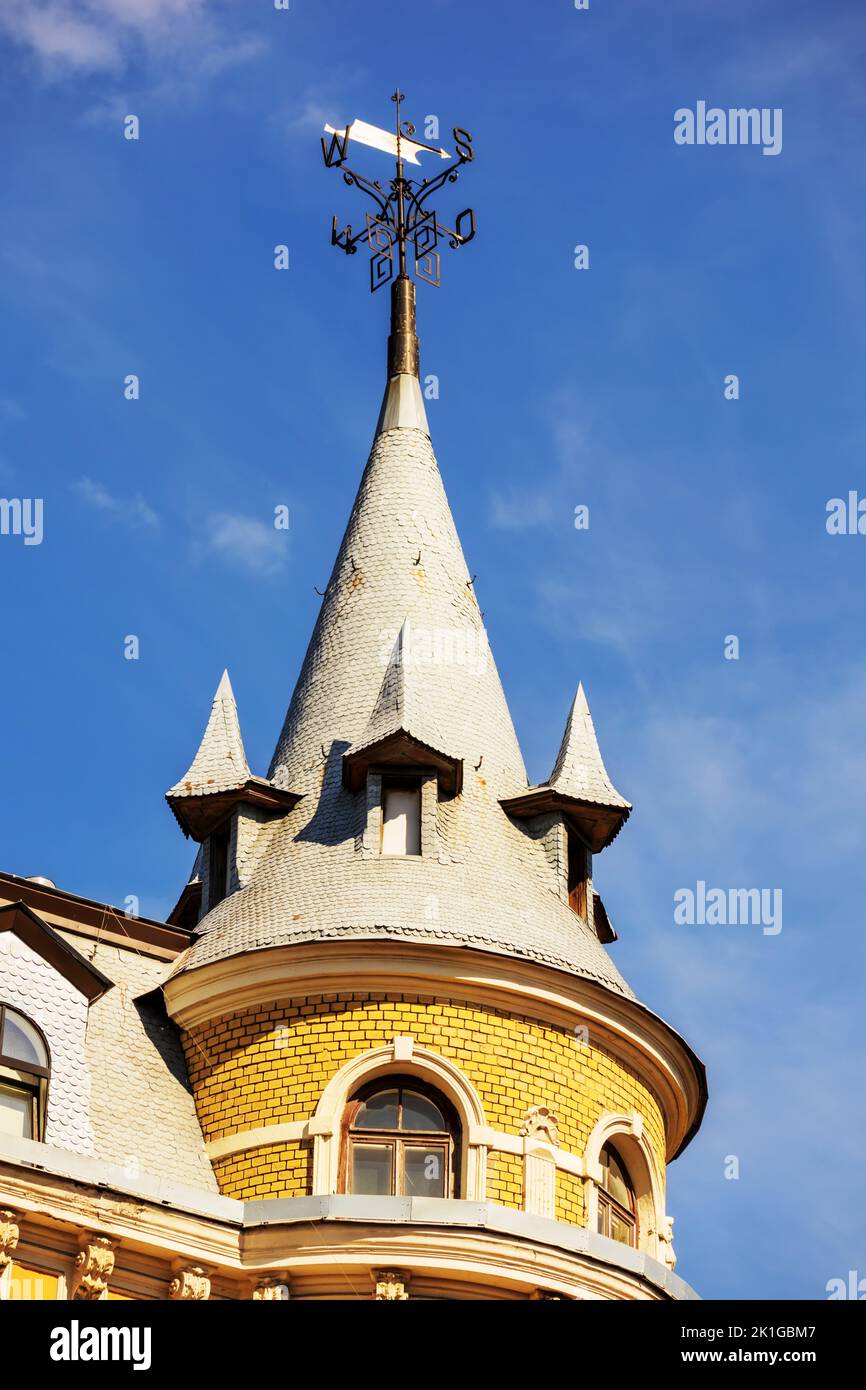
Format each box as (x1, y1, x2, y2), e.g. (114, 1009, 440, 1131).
(321, 91, 477, 379)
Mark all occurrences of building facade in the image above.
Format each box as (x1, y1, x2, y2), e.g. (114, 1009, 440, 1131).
(0, 275, 706, 1301)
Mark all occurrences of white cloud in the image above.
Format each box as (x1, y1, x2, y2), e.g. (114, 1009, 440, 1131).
(73, 476, 159, 529)
(0, 0, 266, 85)
(203, 511, 286, 577)
(489, 489, 555, 531)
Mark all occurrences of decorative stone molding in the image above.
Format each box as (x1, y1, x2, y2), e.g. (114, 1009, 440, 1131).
(251, 1276, 291, 1300)
(373, 1269, 409, 1300)
(70, 1235, 116, 1300)
(0, 1208, 20, 1300)
(657, 1215, 676, 1270)
(309, 1042, 488, 1200)
(520, 1105, 560, 1145)
(163, 939, 706, 1163)
(530, 1288, 564, 1300)
(169, 1263, 211, 1300)
(582, 1111, 672, 1267)
(0, 1208, 20, 1268)
(523, 1150, 557, 1220)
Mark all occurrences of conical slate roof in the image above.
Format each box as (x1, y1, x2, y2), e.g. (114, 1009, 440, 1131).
(549, 683, 631, 810)
(176, 375, 634, 997)
(167, 670, 249, 799)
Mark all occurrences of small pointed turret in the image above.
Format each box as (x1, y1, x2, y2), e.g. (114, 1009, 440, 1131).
(501, 683, 631, 852)
(342, 620, 462, 793)
(168, 670, 250, 800)
(166, 671, 302, 840)
(549, 683, 630, 810)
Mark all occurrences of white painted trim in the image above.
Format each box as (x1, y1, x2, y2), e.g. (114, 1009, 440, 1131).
(205, 1114, 587, 1181)
(207, 1122, 307, 1160)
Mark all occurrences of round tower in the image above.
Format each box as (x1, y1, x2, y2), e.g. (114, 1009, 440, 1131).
(163, 115, 706, 1298)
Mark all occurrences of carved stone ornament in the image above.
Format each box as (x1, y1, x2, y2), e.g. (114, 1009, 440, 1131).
(372, 1268, 409, 1300)
(519, 1105, 560, 1146)
(0, 1209, 21, 1269)
(71, 1235, 116, 1300)
(659, 1215, 676, 1270)
(169, 1265, 211, 1301)
(252, 1277, 291, 1300)
(530, 1289, 564, 1300)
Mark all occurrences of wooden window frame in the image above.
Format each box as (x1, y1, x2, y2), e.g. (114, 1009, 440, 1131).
(208, 821, 231, 909)
(567, 828, 589, 919)
(340, 1076, 459, 1198)
(596, 1143, 637, 1248)
(0, 1004, 50, 1142)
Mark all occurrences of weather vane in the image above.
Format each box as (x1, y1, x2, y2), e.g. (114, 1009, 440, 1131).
(321, 90, 476, 297)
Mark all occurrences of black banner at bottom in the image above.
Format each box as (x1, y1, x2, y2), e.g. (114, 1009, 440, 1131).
(7, 1295, 861, 1376)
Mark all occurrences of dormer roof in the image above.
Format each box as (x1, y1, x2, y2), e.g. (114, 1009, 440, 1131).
(343, 620, 463, 793)
(500, 684, 632, 852)
(0, 901, 113, 1003)
(166, 671, 301, 840)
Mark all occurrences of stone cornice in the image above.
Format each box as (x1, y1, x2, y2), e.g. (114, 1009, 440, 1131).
(0, 1147, 698, 1301)
(164, 940, 706, 1160)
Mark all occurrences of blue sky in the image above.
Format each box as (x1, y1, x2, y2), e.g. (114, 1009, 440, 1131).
(1, 0, 864, 1300)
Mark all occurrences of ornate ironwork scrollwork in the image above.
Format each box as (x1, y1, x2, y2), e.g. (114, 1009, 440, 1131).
(322, 91, 476, 294)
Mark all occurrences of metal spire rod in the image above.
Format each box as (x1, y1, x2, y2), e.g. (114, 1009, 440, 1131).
(321, 90, 477, 380)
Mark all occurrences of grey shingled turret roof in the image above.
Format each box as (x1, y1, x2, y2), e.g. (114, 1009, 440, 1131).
(342, 619, 462, 792)
(357, 620, 449, 751)
(174, 374, 634, 997)
(166, 672, 302, 840)
(167, 670, 250, 800)
(499, 685, 631, 852)
(549, 683, 631, 810)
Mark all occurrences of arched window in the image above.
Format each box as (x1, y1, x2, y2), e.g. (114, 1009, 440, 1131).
(596, 1142, 636, 1247)
(0, 1005, 50, 1141)
(343, 1077, 458, 1199)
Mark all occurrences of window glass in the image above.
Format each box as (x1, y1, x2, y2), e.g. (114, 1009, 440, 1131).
(354, 1089, 400, 1130)
(0, 1082, 32, 1139)
(1, 1010, 47, 1068)
(381, 787, 421, 856)
(404, 1144, 447, 1197)
(610, 1207, 633, 1245)
(347, 1079, 457, 1198)
(401, 1090, 447, 1132)
(601, 1145, 633, 1210)
(351, 1143, 393, 1195)
(209, 829, 229, 908)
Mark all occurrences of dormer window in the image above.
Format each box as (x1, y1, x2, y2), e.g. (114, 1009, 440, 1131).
(381, 779, 421, 856)
(567, 830, 588, 919)
(208, 824, 230, 908)
(0, 1005, 50, 1141)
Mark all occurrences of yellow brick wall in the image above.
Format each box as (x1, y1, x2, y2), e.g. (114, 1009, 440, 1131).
(212, 1141, 310, 1201)
(183, 992, 666, 1217)
(486, 1150, 523, 1210)
(556, 1170, 585, 1226)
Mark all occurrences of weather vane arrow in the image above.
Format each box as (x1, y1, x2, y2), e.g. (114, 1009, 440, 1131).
(321, 88, 476, 308)
(323, 118, 452, 165)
